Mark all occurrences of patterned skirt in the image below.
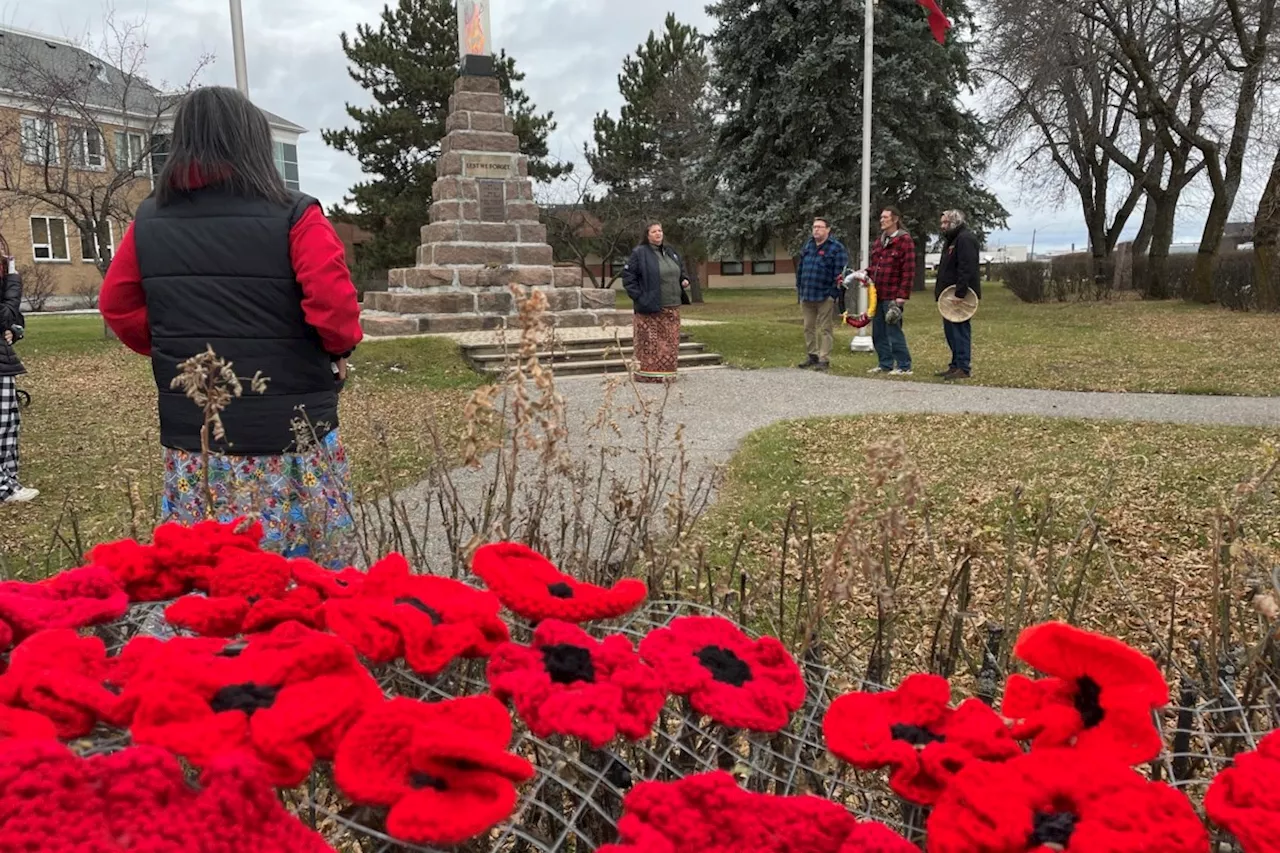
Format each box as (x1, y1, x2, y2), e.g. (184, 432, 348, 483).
(161, 429, 357, 568)
(634, 307, 681, 383)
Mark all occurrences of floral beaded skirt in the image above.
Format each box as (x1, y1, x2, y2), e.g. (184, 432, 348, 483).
(161, 429, 357, 568)
(633, 307, 681, 383)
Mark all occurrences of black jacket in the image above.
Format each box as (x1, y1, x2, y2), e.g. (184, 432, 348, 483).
(621, 243, 689, 315)
(0, 265, 24, 378)
(133, 188, 339, 455)
(935, 224, 981, 302)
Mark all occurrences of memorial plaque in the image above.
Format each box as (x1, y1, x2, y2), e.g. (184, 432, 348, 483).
(478, 180, 506, 222)
(462, 154, 518, 179)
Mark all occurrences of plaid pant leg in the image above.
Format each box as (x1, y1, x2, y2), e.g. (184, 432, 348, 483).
(0, 376, 19, 499)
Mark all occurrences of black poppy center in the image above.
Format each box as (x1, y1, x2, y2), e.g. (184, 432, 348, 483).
(547, 582, 575, 599)
(408, 771, 448, 791)
(542, 643, 596, 685)
(210, 682, 280, 714)
(1074, 676, 1105, 729)
(395, 597, 443, 625)
(890, 723, 946, 747)
(217, 640, 248, 658)
(695, 646, 753, 687)
(1030, 811, 1078, 848)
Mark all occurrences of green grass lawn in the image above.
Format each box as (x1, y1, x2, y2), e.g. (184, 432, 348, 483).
(682, 285, 1280, 396)
(692, 413, 1280, 677)
(0, 315, 481, 578)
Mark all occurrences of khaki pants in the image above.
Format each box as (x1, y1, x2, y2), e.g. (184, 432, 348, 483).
(802, 299, 836, 362)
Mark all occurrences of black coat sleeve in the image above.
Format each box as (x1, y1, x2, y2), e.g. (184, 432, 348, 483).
(1, 270, 22, 331)
(955, 232, 980, 299)
(621, 246, 643, 302)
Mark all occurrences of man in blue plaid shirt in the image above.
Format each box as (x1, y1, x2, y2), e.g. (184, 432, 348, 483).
(795, 217, 849, 371)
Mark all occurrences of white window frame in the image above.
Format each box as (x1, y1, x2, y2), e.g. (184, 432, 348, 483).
(20, 116, 60, 166)
(80, 220, 115, 264)
(273, 139, 300, 191)
(30, 216, 71, 263)
(114, 130, 148, 175)
(69, 126, 106, 170)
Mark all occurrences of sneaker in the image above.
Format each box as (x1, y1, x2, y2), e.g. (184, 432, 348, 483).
(889, 368, 913, 376)
(2, 487, 38, 503)
(867, 366, 889, 374)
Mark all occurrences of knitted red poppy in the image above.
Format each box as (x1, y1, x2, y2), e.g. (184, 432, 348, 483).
(471, 541, 647, 623)
(0, 704, 56, 741)
(241, 585, 326, 633)
(824, 673, 1021, 805)
(0, 738, 335, 852)
(291, 558, 366, 599)
(0, 566, 128, 650)
(129, 623, 382, 786)
(638, 616, 805, 731)
(1002, 622, 1168, 765)
(1204, 730, 1280, 853)
(164, 551, 322, 637)
(487, 620, 666, 747)
(323, 553, 509, 676)
(87, 536, 180, 601)
(334, 695, 535, 846)
(926, 749, 1207, 853)
(595, 770, 909, 853)
(152, 518, 265, 587)
(0, 629, 127, 738)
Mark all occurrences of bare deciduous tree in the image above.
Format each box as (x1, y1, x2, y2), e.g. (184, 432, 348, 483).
(537, 163, 639, 289)
(0, 12, 210, 277)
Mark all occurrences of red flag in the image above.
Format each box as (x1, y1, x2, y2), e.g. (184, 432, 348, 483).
(917, 0, 952, 44)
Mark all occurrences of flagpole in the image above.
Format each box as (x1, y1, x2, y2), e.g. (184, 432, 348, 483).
(851, 0, 876, 352)
(229, 0, 250, 96)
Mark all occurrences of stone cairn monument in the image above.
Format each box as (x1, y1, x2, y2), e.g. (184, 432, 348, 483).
(360, 0, 627, 336)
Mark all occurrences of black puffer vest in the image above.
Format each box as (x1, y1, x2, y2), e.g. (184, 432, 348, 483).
(133, 188, 339, 455)
(0, 266, 24, 378)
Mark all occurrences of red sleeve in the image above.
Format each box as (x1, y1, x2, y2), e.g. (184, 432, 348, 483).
(99, 223, 152, 356)
(290, 205, 363, 356)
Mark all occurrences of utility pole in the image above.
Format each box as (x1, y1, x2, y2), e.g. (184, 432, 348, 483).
(229, 0, 249, 96)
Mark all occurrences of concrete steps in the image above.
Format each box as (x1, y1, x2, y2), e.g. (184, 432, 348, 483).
(459, 332, 724, 377)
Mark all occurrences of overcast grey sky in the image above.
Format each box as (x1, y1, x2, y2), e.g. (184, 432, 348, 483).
(5, 0, 1255, 252)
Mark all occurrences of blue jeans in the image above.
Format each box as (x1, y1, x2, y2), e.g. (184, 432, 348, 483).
(944, 319, 972, 372)
(872, 302, 911, 370)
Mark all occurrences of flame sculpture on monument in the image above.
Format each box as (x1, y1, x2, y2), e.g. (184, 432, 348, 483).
(457, 0, 493, 76)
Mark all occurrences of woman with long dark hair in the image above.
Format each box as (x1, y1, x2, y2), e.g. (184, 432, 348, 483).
(100, 86, 363, 567)
(621, 221, 690, 383)
(0, 249, 35, 503)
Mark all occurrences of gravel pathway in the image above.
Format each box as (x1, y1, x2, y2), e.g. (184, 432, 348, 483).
(386, 367, 1279, 568)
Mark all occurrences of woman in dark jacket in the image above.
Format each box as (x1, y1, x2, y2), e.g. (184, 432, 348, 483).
(0, 254, 35, 503)
(621, 221, 690, 383)
(100, 86, 363, 566)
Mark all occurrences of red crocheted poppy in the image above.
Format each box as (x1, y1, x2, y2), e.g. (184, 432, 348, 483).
(638, 616, 805, 731)
(0, 739, 333, 852)
(0, 566, 128, 650)
(291, 558, 366, 599)
(242, 585, 326, 633)
(164, 551, 321, 637)
(824, 673, 1021, 805)
(0, 629, 126, 738)
(152, 518, 265, 587)
(1205, 730, 1280, 853)
(323, 553, 509, 676)
(487, 620, 666, 747)
(1002, 622, 1168, 764)
(471, 542, 647, 623)
(334, 695, 535, 846)
(595, 770, 909, 853)
(0, 704, 57, 741)
(87, 537, 179, 601)
(129, 623, 382, 785)
(927, 749, 1207, 853)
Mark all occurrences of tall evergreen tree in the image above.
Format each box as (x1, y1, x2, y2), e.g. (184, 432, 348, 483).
(586, 15, 715, 298)
(704, 0, 1006, 276)
(323, 0, 568, 271)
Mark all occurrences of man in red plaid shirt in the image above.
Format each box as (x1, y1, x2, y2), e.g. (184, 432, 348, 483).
(863, 207, 915, 375)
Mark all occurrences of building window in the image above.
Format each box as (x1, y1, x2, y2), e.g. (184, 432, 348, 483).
(30, 216, 70, 262)
(720, 260, 744, 276)
(751, 259, 776, 275)
(80, 220, 114, 264)
(114, 131, 147, 174)
(273, 140, 300, 190)
(607, 260, 624, 278)
(69, 127, 106, 170)
(20, 116, 59, 165)
(150, 133, 171, 182)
